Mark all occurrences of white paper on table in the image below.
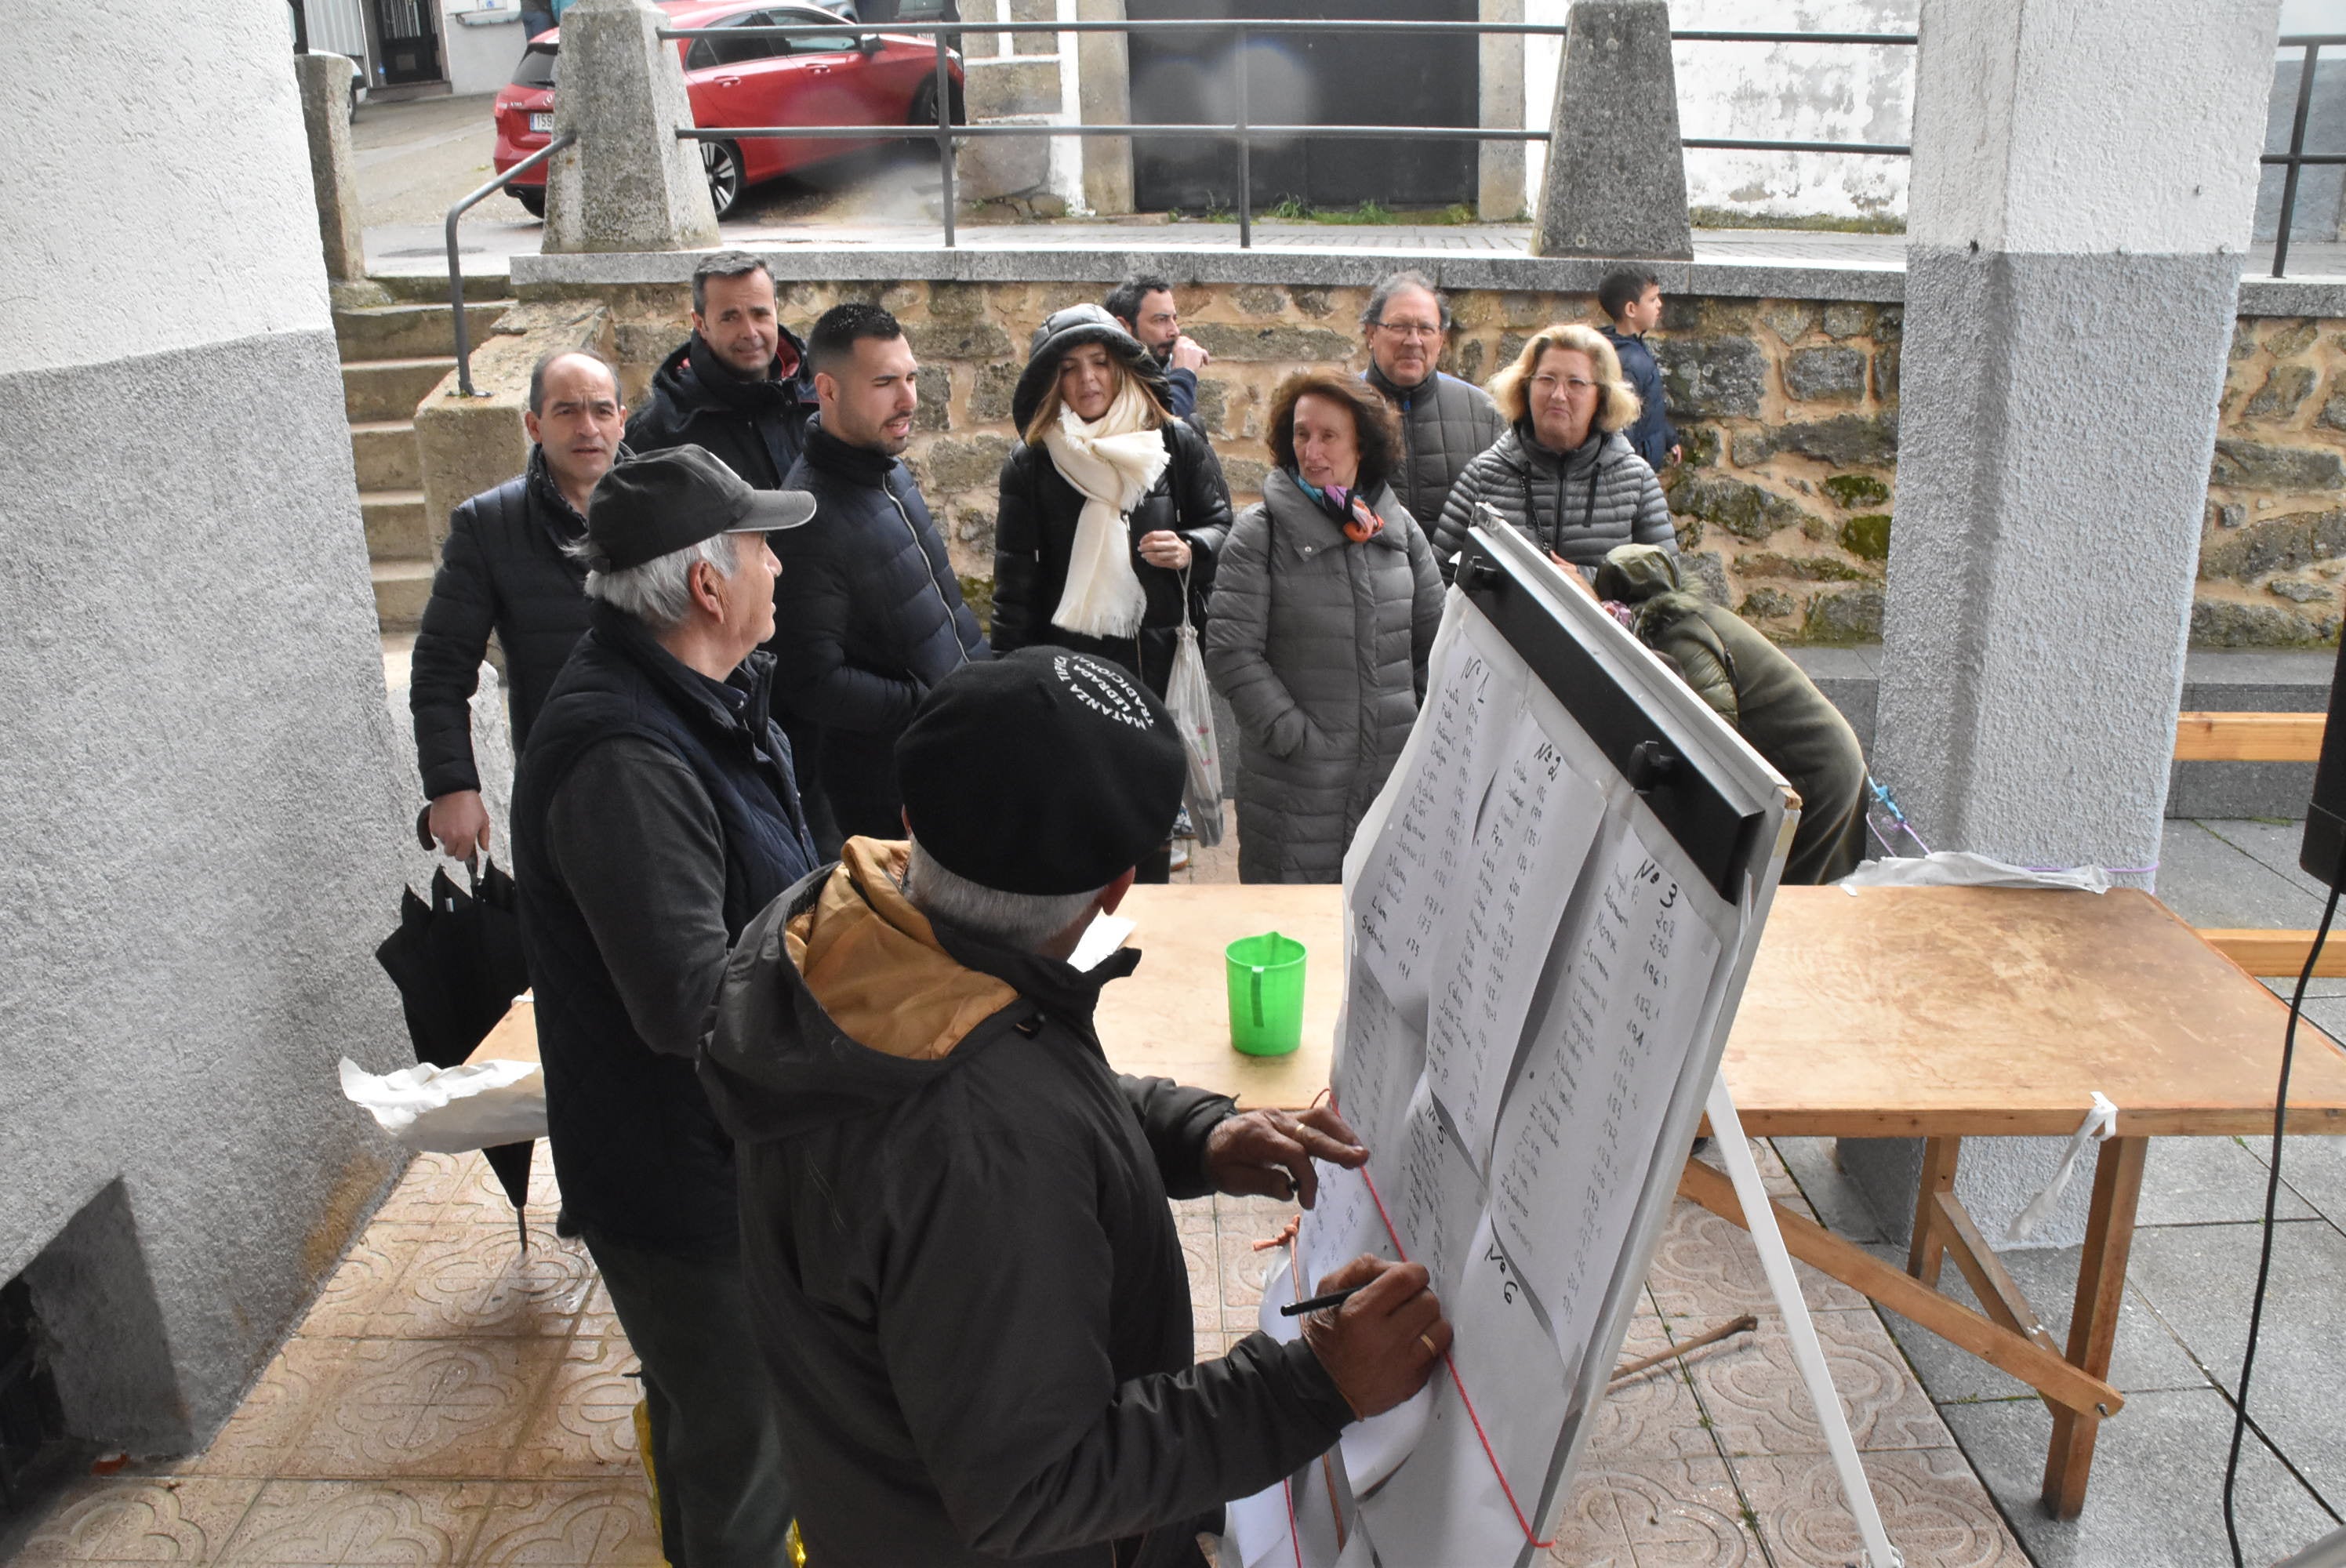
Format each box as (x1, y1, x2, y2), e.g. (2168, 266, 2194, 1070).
(1422, 704, 1607, 1173)
(1328, 964, 1423, 1179)
(1067, 913, 1137, 971)
(1348, 613, 1524, 1015)
(338, 1056, 546, 1152)
(1487, 818, 1725, 1359)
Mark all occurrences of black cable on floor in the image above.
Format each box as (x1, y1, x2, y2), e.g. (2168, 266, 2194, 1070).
(2223, 841, 2346, 1568)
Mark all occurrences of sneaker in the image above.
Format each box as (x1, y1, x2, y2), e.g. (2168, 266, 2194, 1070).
(1173, 807, 1196, 841)
(1169, 840, 1192, 873)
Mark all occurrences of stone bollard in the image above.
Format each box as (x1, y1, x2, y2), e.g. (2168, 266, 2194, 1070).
(1076, 0, 1135, 216)
(295, 52, 368, 282)
(1531, 0, 1690, 260)
(542, 0, 720, 254)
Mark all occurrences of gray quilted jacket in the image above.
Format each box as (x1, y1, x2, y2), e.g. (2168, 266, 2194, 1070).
(1203, 470, 1444, 884)
(1365, 365, 1505, 543)
(1430, 424, 1676, 576)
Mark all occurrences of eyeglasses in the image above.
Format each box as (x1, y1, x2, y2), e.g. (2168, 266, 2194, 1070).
(1531, 375, 1598, 396)
(1375, 321, 1444, 340)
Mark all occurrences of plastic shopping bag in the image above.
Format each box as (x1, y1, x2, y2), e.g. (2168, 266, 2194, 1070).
(1168, 618, 1225, 848)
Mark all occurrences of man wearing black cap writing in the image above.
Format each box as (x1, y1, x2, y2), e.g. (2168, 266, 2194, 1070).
(511, 445, 819, 1568)
(700, 648, 1453, 1568)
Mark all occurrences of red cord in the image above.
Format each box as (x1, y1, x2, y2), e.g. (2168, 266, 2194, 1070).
(1318, 1093, 1556, 1549)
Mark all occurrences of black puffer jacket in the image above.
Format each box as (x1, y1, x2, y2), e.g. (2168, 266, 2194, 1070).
(409, 447, 594, 799)
(774, 419, 989, 839)
(699, 851, 1353, 1568)
(1364, 362, 1505, 554)
(624, 328, 816, 490)
(992, 422, 1232, 695)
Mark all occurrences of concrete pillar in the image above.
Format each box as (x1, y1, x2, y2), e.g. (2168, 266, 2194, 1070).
(1847, 0, 2280, 1247)
(1477, 0, 1525, 222)
(541, 0, 719, 254)
(294, 52, 367, 281)
(1531, 0, 1689, 259)
(1077, 0, 1134, 216)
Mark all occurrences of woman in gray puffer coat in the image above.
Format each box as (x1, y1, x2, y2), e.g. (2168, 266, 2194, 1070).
(1430, 322, 1677, 579)
(1204, 372, 1444, 884)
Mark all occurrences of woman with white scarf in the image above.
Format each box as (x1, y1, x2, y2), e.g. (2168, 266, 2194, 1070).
(993, 307, 1233, 877)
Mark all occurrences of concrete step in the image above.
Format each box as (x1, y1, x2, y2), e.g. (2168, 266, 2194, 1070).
(372, 559, 435, 633)
(350, 419, 421, 492)
(334, 300, 510, 363)
(374, 270, 512, 305)
(361, 488, 434, 561)
(343, 356, 455, 422)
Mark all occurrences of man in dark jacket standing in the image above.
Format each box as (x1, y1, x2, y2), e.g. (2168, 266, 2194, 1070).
(774, 302, 988, 841)
(701, 650, 1451, 1568)
(511, 445, 819, 1568)
(1359, 270, 1505, 538)
(1105, 273, 1212, 423)
(624, 252, 815, 489)
(1598, 267, 1681, 474)
(412, 348, 623, 862)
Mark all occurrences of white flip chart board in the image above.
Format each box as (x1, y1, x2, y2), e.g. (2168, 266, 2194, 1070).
(1228, 526, 1796, 1568)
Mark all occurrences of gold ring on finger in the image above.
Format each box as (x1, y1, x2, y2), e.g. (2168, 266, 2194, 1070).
(1419, 1332, 1440, 1359)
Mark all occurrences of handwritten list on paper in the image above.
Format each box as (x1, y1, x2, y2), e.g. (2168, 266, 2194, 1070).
(1381, 1079, 1487, 1303)
(1422, 707, 1606, 1174)
(1351, 631, 1518, 1014)
(1330, 964, 1423, 1178)
(1488, 826, 1723, 1361)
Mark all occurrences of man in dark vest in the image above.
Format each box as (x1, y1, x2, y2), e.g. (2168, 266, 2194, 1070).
(1358, 270, 1503, 573)
(412, 348, 623, 862)
(510, 444, 818, 1568)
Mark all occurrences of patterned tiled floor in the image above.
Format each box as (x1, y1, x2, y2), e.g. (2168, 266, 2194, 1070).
(5, 1138, 2025, 1566)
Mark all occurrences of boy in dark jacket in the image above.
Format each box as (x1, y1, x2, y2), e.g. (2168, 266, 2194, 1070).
(1597, 267, 1681, 475)
(773, 303, 989, 841)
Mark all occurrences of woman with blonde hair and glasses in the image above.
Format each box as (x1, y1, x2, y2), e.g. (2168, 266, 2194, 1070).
(1430, 321, 1676, 579)
(993, 304, 1231, 876)
(1204, 370, 1442, 884)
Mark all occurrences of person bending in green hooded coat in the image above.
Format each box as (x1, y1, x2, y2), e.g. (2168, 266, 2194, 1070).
(1595, 544, 1870, 884)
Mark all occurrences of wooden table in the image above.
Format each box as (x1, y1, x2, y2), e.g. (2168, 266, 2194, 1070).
(474, 883, 2346, 1517)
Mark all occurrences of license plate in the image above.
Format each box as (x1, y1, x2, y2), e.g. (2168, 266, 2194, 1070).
(530, 112, 554, 132)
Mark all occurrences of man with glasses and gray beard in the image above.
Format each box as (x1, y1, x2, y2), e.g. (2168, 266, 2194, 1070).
(1357, 270, 1503, 572)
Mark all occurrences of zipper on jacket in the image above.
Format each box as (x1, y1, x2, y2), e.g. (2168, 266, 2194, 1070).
(887, 482, 971, 670)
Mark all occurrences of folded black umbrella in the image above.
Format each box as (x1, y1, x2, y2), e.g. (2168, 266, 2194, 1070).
(376, 858, 536, 1243)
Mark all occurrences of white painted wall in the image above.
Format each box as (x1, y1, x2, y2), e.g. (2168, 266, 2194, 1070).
(1526, 0, 1916, 223)
(0, 0, 332, 376)
(444, 0, 532, 95)
(1909, 0, 2279, 254)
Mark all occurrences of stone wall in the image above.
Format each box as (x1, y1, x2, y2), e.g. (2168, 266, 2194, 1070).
(539, 274, 2337, 647)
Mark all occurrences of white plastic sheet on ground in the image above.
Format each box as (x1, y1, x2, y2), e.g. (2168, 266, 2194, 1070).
(339, 1057, 547, 1152)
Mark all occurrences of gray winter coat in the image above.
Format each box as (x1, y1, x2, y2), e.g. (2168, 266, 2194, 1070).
(1431, 423, 1676, 577)
(1203, 470, 1445, 884)
(1365, 364, 1505, 547)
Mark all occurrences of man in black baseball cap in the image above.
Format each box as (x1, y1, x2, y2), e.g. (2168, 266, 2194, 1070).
(509, 443, 818, 1568)
(699, 648, 1452, 1568)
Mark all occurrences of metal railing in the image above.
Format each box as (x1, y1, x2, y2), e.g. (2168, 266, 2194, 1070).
(2265, 34, 2346, 278)
(447, 132, 576, 395)
(656, 18, 1916, 249)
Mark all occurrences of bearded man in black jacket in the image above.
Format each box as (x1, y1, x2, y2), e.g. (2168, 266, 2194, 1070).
(772, 303, 988, 841)
(412, 347, 623, 862)
(702, 650, 1452, 1568)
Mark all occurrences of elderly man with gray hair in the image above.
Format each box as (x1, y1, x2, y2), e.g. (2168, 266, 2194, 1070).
(1359, 269, 1504, 569)
(511, 444, 818, 1568)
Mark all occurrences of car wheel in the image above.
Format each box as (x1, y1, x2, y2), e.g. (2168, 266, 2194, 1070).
(905, 77, 965, 143)
(703, 140, 746, 220)
(514, 186, 547, 219)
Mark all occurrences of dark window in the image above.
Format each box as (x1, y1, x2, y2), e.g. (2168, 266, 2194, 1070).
(687, 12, 779, 69)
(772, 5, 856, 51)
(512, 43, 557, 86)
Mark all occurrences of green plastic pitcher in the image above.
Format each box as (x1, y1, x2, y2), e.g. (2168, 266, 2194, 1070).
(1226, 931, 1307, 1056)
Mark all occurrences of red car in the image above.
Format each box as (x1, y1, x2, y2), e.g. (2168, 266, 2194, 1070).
(494, 0, 964, 219)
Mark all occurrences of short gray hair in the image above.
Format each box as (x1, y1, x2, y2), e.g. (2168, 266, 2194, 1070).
(1360, 269, 1452, 332)
(574, 532, 741, 632)
(903, 837, 1103, 952)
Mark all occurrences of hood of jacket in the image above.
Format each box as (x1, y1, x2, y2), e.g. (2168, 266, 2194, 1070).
(1012, 305, 1175, 433)
(651, 324, 815, 416)
(701, 837, 1140, 1144)
(1593, 541, 1681, 602)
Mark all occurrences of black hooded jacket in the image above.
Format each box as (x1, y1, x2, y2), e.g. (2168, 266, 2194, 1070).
(409, 447, 596, 798)
(699, 860, 1354, 1567)
(624, 328, 816, 490)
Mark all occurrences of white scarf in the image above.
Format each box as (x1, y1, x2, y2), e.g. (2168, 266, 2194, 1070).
(1043, 379, 1170, 639)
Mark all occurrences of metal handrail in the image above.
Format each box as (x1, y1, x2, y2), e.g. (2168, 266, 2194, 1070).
(447, 132, 574, 396)
(2268, 39, 2332, 278)
(653, 19, 1913, 250)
